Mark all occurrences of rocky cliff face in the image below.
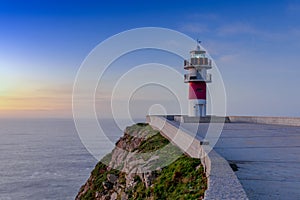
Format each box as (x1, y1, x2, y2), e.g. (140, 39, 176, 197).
(76, 123, 207, 200)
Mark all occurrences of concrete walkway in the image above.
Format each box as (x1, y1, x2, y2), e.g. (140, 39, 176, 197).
(179, 122, 300, 200)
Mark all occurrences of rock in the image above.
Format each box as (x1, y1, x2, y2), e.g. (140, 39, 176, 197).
(100, 195, 110, 200)
(107, 174, 118, 184)
(102, 181, 113, 190)
(75, 176, 94, 200)
(115, 134, 143, 152)
(111, 192, 118, 200)
(121, 192, 128, 200)
(143, 172, 156, 188)
(76, 124, 207, 200)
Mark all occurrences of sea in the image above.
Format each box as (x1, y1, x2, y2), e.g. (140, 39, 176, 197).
(0, 118, 140, 200)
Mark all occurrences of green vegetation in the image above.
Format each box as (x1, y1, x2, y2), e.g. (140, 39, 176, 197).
(80, 153, 120, 200)
(136, 132, 169, 153)
(77, 123, 207, 200)
(151, 155, 207, 199)
(125, 123, 158, 140)
(135, 132, 184, 171)
(128, 155, 207, 200)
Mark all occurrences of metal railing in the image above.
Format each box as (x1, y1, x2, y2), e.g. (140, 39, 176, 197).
(184, 58, 212, 68)
(184, 73, 212, 82)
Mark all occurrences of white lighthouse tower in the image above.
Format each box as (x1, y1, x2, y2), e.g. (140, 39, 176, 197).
(184, 41, 212, 117)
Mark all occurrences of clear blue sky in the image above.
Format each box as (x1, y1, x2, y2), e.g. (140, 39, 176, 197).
(1, 0, 300, 118)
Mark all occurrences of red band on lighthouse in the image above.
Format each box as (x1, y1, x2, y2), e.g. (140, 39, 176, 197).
(189, 82, 206, 99)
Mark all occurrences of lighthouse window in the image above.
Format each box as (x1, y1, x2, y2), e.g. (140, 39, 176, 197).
(196, 88, 203, 92)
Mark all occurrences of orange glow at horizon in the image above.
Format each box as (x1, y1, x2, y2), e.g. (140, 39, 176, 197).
(0, 86, 72, 118)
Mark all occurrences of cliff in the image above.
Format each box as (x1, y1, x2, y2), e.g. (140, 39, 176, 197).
(76, 123, 207, 200)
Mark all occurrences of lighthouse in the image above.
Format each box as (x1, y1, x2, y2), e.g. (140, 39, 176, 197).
(184, 41, 212, 117)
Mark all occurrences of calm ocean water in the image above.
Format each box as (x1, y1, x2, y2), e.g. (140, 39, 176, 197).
(0, 118, 137, 200)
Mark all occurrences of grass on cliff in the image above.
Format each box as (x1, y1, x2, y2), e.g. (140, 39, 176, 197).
(79, 153, 119, 200)
(136, 132, 169, 153)
(129, 154, 207, 200)
(78, 123, 207, 200)
(125, 123, 158, 140)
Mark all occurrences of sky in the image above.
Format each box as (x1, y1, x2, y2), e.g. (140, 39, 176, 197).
(0, 0, 300, 118)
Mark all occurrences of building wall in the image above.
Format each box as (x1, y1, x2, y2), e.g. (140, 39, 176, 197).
(189, 81, 206, 99)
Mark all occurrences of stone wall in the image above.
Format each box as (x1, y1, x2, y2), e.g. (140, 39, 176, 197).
(146, 115, 248, 200)
(229, 116, 300, 126)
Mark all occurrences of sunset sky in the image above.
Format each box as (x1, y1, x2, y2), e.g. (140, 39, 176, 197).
(1, 0, 300, 118)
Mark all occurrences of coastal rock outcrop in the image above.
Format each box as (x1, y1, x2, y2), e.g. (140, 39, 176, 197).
(76, 123, 207, 200)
